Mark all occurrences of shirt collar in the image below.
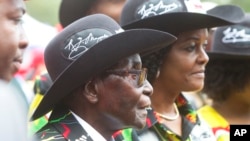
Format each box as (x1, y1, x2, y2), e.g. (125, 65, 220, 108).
(71, 111, 107, 141)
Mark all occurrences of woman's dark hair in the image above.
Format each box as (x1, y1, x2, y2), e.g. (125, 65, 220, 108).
(202, 59, 250, 102)
(142, 46, 172, 83)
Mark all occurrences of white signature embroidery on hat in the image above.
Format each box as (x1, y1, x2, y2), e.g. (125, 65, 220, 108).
(64, 33, 109, 60)
(184, 0, 206, 14)
(222, 27, 250, 44)
(115, 28, 124, 33)
(138, 1, 178, 19)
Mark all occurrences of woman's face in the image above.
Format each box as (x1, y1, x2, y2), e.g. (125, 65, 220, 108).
(96, 54, 153, 130)
(160, 29, 209, 92)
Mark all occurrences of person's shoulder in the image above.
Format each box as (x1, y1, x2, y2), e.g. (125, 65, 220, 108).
(0, 80, 29, 141)
(0, 80, 12, 91)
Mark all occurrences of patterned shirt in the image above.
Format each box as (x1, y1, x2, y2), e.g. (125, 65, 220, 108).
(34, 105, 94, 141)
(113, 94, 216, 141)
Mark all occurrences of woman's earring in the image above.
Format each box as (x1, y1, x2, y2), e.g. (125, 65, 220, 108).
(156, 69, 160, 78)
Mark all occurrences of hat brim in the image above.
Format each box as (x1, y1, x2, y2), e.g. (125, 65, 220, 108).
(31, 29, 176, 120)
(207, 52, 250, 60)
(122, 12, 243, 35)
(241, 13, 250, 27)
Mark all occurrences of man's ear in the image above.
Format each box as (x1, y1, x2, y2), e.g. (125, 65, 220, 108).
(83, 81, 98, 103)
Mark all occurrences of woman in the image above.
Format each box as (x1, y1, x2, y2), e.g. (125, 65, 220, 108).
(141, 29, 209, 138)
(113, 0, 245, 140)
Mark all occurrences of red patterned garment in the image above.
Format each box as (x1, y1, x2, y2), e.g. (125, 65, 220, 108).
(33, 105, 94, 141)
(113, 94, 216, 141)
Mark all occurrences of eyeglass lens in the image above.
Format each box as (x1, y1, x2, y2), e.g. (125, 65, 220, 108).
(106, 68, 147, 87)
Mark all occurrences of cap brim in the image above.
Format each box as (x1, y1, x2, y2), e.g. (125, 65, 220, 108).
(241, 13, 250, 27)
(30, 29, 176, 120)
(122, 12, 243, 35)
(207, 52, 250, 60)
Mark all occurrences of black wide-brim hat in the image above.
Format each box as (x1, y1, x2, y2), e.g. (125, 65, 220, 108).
(241, 13, 250, 27)
(207, 19, 250, 59)
(59, 0, 96, 28)
(120, 0, 245, 35)
(30, 14, 177, 120)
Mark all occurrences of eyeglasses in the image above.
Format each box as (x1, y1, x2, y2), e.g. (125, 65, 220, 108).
(106, 68, 148, 87)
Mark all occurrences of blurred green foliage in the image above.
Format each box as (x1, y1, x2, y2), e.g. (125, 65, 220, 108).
(201, 0, 250, 12)
(25, 0, 61, 26)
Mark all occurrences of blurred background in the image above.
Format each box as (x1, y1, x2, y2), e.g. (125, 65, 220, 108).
(25, 0, 250, 27)
(25, 0, 61, 26)
(20, 0, 250, 84)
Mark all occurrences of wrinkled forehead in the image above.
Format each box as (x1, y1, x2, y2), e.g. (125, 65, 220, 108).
(110, 54, 142, 69)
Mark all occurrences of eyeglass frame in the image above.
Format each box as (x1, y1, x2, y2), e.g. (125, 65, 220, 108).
(105, 68, 148, 87)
